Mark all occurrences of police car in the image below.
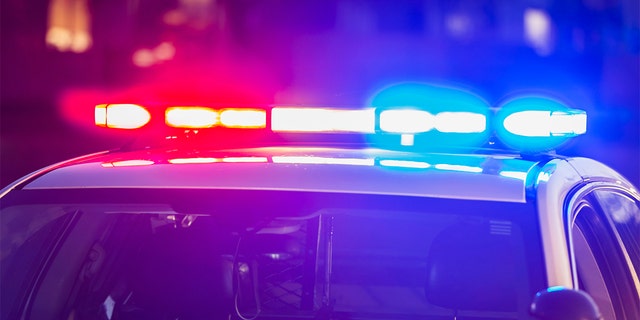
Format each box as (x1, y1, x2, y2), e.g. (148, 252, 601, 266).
(1, 84, 639, 320)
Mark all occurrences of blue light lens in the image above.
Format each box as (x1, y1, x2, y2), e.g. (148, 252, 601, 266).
(503, 110, 586, 137)
(495, 96, 587, 153)
(379, 109, 434, 133)
(370, 83, 491, 150)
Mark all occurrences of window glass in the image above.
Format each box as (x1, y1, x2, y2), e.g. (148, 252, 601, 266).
(594, 190, 640, 274)
(0, 188, 545, 320)
(570, 205, 616, 320)
(0, 205, 76, 319)
(571, 198, 640, 320)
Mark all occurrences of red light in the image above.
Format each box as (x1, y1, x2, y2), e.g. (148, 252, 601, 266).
(165, 107, 219, 128)
(95, 104, 151, 129)
(219, 109, 266, 128)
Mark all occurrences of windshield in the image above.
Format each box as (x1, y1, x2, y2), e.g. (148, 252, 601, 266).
(1, 188, 543, 320)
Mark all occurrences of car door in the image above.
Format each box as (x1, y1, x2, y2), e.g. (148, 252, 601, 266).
(566, 183, 640, 319)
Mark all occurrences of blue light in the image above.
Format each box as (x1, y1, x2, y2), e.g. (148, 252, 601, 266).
(379, 109, 434, 133)
(503, 110, 586, 137)
(546, 286, 566, 292)
(434, 112, 486, 133)
(495, 95, 587, 153)
(369, 83, 491, 149)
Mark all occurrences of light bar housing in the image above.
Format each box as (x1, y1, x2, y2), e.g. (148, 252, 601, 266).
(94, 94, 587, 154)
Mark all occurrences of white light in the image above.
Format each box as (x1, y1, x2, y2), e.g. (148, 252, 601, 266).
(219, 109, 267, 128)
(434, 164, 483, 173)
(524, 8, 553, 56)
(95, 104, 151, 129)
(272, 156, 374, 166)
(550, 111, 586, 136)
(434, 112, 486, 133)
(400, 134, 415, 146)
(168, 158, 219, 164)
(504, 110, 587, 137)
(537, 171, 551, 182)
(380, 160, 431, 169)
(221, 157, 268, 163)
(379, 109, 434, 133)
(165, 107, 218, 128)
(499, 171, 528, 180)
(272, 108, 375, 133)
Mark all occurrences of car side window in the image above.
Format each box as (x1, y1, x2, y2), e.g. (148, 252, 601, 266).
(593, 190, 640, 275)
(569, 191, 640, 320)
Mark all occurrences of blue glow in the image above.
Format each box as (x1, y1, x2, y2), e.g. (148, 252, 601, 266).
(379, 159, 431, 169)
(495, 95, 587, 152)
(434, 112, 486, 133)
(370, 83, 491, 149)
(378, 110, 487, 134)
(379, 109, 434, 133)
(546, 286, 566, 292)
(503, 110, 586, 137)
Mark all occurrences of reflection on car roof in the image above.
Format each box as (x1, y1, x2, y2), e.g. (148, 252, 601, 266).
(23, 147, 539, 203)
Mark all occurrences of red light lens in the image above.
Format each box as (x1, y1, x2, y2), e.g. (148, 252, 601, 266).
(95, 104, 151, 129)
(165, 107, 219, 128)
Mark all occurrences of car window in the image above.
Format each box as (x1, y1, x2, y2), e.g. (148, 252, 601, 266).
(1, 188, 544, 320)
(593, 189, 640, 275)
(0, 205, 77, 320)
(570, 196, 640, 320)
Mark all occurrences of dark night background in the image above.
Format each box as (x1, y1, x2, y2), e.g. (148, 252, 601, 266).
(1, 0, 639, 187)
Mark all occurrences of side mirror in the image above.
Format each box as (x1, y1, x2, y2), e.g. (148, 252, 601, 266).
(530, 287, 602, 320)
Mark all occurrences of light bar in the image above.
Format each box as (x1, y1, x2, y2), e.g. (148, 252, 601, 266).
(272, 108, 375, 133)
(434, 112, 486, 133)
(219, 109, 266, 128)
(165, 107, 218, 128)
(379, 110, 487, 134)
(503, 110, 586, 137)
(379, 110, 434, 133)
(95, 104, 151, 129)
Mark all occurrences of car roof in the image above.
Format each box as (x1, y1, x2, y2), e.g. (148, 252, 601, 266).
(20, 146, 543, 203)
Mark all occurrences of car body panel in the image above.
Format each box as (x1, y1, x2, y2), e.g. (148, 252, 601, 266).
(21, 147, 537, 202)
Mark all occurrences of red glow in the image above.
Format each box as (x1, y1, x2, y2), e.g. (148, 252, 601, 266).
(59, 52, 280, 131)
